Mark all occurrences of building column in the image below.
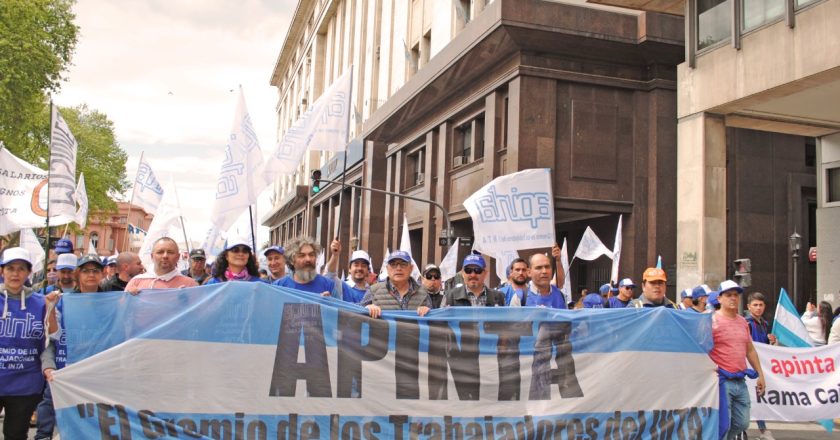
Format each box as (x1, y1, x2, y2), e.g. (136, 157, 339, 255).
(360, 140, 387, 265)
(676, 112, 727, 293)
(817, 132, 840, 306)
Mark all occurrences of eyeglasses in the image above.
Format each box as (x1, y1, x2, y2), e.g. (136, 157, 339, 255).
(424, 273, 441, 280)
(229, 246, 250, 254)
(463, 267, 484, 275)
(388, 260, 410, 268)
(79, 268, 102, 274)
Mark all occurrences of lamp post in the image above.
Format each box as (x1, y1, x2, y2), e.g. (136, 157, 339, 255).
(789, 231, 802, 310)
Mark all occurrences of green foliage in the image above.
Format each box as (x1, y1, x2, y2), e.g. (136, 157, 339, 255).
(0, 0, 78, 152)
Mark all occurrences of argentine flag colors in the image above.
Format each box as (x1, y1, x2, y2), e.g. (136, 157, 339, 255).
(772, 288, 817, 348)
(51, 283, 719, 439)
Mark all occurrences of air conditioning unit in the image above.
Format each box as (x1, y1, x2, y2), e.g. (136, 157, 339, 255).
(416, 173, 425, 184)
(453, 156, 466, 167)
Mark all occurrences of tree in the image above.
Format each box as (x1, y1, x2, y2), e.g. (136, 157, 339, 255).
(0, 0, 78, 152)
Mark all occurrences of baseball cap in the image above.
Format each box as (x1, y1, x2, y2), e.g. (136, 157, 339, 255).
(225, 236, 252, 251)
(423, 264, 440, 275)
(583, 293, 605, 308)
(387, 250, 412, 263)
(708, 291, 721, 308)
(691, 284, 712, 298)
(106, 256, 117, 266)
(349, 250, 372, 266)
(462, 254, 486, 269)
(643, 267, 667, 282)
(55, 238, 74, 254)
(717, 280, 744, 294)
(56, 253, 78, 270)
(618, 278, 636, 288)
(77, 254, 104, 268)
(1, 247, 32, 268)
(599, 283, 612, 295)
(680, 288, 693, 299)
(190, 248, 208, 260)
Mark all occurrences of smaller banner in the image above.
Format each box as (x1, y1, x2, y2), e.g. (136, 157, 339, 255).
(49, 106, 79, 219)
(132, 156, 164, 215)
(464, 168, 555, 256)
(748, 342, 840, 421)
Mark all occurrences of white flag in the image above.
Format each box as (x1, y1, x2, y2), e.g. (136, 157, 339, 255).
(573, 227, 613, 261)
(138, 178, 184, 269)
(560, 238, 572, 304)
(200, 224, 226, 263)
(75, 173, 88, 228)
(0, 148, 73, 234)
(263, 69, 353, 179)
(20, 228, 45, 277)
(399, 213, 422, 281)
(464, 168, 555, 257)
(439, 238, 460, 282)
(49, 106, 78, 219)
(378, 248, 391, 282)
(315, 249, 325, 275)
(208, 88, 267, 238)
(495, 250, 520, 287)
(132, 155, 164, 214)
(610, 215, 623, 283)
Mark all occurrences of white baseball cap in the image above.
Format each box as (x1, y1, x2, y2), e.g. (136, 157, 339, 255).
(56, 253, 78, 270)
(1, 247, 32, 268)
(225, 236, 252, 252)
(349, 250, 372, 266)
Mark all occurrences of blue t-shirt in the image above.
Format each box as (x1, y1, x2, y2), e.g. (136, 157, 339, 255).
(499, 284, 527, 306)
(746, 315, 771, 344)
(607, 296, 631, 308)
(342, 282, 368, 304)
(524, 286, 567, 309)
(274, 274, 338, 298)
(0, 291, 47, 396)
(204, 276, 265, 285)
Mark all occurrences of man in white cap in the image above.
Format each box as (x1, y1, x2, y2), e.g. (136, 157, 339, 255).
(125, 237, 199, 293)
(678, 287, 693, 310)
(262, 246, 286, 283)
(607, 278, 636, 308)
(40, 253, 78, 294)
(342, 249, 373, 304)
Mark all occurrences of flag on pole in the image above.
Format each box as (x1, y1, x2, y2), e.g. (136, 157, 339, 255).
(132, 155, 164, 214)
(207, 87, 266, 240)
(315, 249, 325, 275)
(138, 178, 184, 269)
(656, 255, 663, 269)
(439, 238, 460, 282)
(560, 237, 572, 304)
(74, 173, 88, 228)
(399, 213, 422, 281)
(0, 148, 63, 234)
(48, 106, 78, 219)
(378, 248, 391, 282)
(610, 215, 623, 283)
(772, 288, 817, 347)
(572, 227, 613, 261)
(263, 69, 353, 178)
(494, 250, 519, 288)
(20, 228, 45, 277)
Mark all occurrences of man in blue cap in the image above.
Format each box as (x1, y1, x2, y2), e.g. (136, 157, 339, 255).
(262, 246, 286, 283)
(607, 278, 635, 308)
(687, 284, 711, 313)
(441, 254, 505, 307)
(583, 285, 608, 308)
(360, 250, 430, 317)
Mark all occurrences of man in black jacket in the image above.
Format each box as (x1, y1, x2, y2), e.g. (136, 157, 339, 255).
(441, 255, 505, 307)
(100, 252, 143, 291)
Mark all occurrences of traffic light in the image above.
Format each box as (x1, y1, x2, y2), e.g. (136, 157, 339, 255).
(311, 170, 322, 194)
(732, 258, 751, 287)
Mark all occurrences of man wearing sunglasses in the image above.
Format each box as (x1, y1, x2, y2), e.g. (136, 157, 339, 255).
(441, 255, 505, 307)
(420, 264, 444, 308)
(360, 250, 431, 318)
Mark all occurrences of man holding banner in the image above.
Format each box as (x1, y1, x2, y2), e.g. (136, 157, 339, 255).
(361, 250, 431, 317)
(440, 255, 505, 307)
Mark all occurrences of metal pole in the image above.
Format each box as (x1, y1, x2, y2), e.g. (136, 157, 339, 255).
(179, 216, 192, 254)
(315, 176, 453, 255)
(793, 251, 799, 311)
(248, 206, 257, 253)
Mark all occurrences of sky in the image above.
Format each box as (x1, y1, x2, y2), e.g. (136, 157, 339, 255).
(53, 0, 294, 249)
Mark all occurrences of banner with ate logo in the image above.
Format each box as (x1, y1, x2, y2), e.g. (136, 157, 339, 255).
(464, 168, 555, 257)
(748, 342, 840, 421)
(52, 283, 719, 439)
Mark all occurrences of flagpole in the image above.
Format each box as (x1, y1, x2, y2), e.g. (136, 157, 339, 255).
(334, 68, 353, 243)
(248, 206, 257, 252)
(122, 151, 143, 251)
(42, 100, 54, 281)
(179, 216, 191, 253)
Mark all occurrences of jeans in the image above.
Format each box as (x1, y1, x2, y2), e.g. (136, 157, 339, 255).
(723, 378, 751, 439)
(35, 384, 56, 439)
(0, 394, 43, 440)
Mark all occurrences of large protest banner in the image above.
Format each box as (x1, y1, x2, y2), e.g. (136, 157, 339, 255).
(748, 342, 840, 421)
(52, 283, 719, 439)
(0, 148, 74, 234)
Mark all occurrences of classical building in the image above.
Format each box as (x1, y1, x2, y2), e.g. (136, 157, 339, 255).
(590, 0, 840, 309)
(264, 0, 685, 297)
(73, 202, 153, 256)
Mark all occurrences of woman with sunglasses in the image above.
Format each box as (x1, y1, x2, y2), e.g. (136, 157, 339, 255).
(0, 247, 49, 440)
(205, 238, 265, 284)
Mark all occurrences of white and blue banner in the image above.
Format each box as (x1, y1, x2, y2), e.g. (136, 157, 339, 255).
(772, 288, 817, 348)
(48, 106, 79, 219)
(0, 148, 72, 234)
(464, 168, 555, 258)
(75, 172, 89, 228)
(51, 283, 719, 439)
(132, 155, 165, 215)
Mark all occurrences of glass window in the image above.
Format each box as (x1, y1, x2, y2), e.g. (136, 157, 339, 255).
(743, 0, 784, 31)
(827, 167, 840, 203)
(698, 0, 731, 50)
(796, 0, 818, 7)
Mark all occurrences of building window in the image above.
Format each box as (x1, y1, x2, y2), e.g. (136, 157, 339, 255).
(90, 232, 99, 251)
(742, 0, 784, 31)
(827, 166, 840, 204)
(698, 0, 731, 50)
(455, 0, 471, 28)
(806, 138, 816, 167)
(406, 147, 426, 187)
(108, 238, 115, 251)
(453, 114, 485, 168)
(75, 234, 84, 249)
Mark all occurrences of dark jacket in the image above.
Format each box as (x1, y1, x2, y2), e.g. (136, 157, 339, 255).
(100, 276, 128, 292)
(443, 285, 505, 307)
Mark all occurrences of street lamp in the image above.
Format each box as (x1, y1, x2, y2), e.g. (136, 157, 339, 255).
(789, 231, 802, 310)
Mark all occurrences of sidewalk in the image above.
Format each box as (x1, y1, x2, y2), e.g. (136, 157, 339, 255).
(746, 421, 840, 439)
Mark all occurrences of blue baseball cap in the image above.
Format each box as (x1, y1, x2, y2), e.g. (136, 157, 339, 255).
(618, 278, 636, 288)
(692, 284, 712, 298)
(680, 288, 693, 299)
(599, 283, 612, 295)
(718, 280, 744, 294)
(55, 238, 74, 254)
(387, 250, 412, 263)
(708, 291, 721, 308)
(263, 246, 285, 257)
(583, 293, 605, 308)
(462, 254, 486, 269)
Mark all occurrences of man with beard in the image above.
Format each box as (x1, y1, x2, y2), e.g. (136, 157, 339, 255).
(273, 236, 340, 298)
(125, 238, 199, 293)
(501, 258, 529, 306)
(100, 252, 143, 291)
(340, 247, 373, 304)
(262, 246, 286, 282)
(441, 255, 505, 307)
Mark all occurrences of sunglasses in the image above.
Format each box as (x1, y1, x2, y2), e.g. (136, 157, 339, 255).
(424, 273, 441, 280)
(229, 246, 251, 254)
(463, 267, 484, 275)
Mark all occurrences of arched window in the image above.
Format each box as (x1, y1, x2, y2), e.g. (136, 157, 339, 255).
(90, 232, 99, 252)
